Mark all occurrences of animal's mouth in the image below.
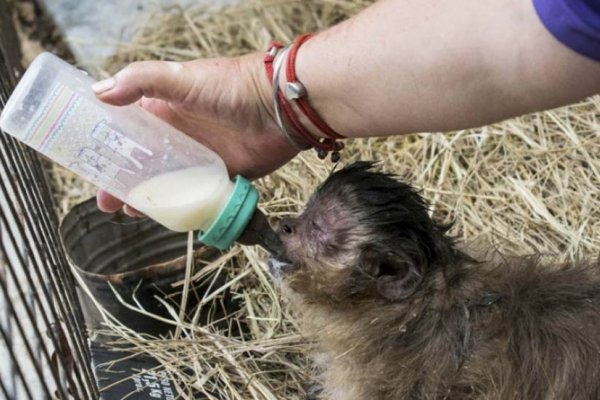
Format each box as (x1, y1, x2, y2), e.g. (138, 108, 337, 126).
(264, 234, 296, 279)
(233, 210, 297, 280)
(236, 210, 286, 257)
(267, 255, 296, 280)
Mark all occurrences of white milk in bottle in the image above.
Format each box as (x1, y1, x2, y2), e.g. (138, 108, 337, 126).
(126, 165, 234, 232)
(0, 52, 260, 250)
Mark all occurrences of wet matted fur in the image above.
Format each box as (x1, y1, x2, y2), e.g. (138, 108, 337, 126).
(270, 161, 600, 400)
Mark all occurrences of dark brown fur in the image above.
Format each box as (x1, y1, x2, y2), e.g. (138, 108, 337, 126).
(269, 161, 600, 400)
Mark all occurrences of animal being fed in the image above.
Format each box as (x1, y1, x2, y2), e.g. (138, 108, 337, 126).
(268, 161, 600, 400)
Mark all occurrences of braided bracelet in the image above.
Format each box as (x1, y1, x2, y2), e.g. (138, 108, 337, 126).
(264, 37, 345, 161)
(285, 33, 344, 140)
(265, 42, 311, 151)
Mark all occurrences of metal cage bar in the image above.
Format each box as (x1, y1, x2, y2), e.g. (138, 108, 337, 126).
(0, 1, 99, 398)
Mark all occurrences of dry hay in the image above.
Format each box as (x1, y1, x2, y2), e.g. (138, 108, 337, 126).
(47, 0, 600, 399)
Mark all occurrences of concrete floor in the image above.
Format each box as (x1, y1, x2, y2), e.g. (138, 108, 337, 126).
(42, 0, 227, 66)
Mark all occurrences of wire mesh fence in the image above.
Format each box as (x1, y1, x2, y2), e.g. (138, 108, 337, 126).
(0, 1, 98, 398)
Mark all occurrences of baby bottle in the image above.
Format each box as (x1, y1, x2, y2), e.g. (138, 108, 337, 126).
(0, 52, 272, 251)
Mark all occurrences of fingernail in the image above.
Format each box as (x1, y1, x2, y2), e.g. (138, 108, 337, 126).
(124, 205, 144, 218)
(92, 77, 116, 94)
(123, 205, 135, 217)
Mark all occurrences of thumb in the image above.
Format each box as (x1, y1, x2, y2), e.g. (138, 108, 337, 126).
(92, 61, 193, 106)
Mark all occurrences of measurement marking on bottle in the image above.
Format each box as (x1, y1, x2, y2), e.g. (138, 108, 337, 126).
(91, 121, 153, 169)
(70, 147, 135, 195)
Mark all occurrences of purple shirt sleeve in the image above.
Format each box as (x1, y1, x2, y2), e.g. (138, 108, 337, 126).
(533, 0, 600, 61)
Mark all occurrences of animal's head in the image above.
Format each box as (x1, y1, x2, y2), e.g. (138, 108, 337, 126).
(269, 161, 459, 303)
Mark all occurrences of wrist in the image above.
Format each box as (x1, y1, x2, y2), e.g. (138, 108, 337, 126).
(240, 52, 301, 169)
(274, 52, 330, 142)
(266, 38, 346, 161)
(293, 33, 358, 138)
(242, 52, 280, 135)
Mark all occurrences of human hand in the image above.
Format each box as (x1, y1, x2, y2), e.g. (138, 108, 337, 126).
(93, 53, 298, 214)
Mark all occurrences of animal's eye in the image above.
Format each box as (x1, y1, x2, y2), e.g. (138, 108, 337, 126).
(324, 242, 338, 254)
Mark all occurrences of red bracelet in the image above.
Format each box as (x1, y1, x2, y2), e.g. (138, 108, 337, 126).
(264, 40, 344, 158)
(264, 40, 283, 83)
(264, 38, 344, 161)
(265, 42, 321, 149)
(285, 33, 344, 140)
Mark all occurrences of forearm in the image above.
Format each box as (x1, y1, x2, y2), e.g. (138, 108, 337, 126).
(293, 0, 600, 137)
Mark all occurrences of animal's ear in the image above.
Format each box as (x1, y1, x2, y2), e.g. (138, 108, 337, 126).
(360, 249, 423, 301)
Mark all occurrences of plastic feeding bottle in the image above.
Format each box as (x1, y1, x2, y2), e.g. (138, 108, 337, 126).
(0, 52, 275, 251)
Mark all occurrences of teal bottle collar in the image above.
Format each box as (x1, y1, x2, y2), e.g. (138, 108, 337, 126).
(198, 175, 258, 250)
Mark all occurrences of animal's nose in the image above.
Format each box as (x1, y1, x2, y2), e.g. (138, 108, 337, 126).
(279, 218, 297, 235)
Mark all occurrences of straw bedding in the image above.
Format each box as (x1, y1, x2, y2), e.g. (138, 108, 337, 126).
(47, 0, 600, 398)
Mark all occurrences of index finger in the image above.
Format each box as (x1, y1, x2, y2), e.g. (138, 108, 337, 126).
(97, 190, 124, 213)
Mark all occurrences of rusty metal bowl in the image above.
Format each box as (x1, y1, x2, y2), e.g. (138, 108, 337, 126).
(59, 198, 224, 337)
